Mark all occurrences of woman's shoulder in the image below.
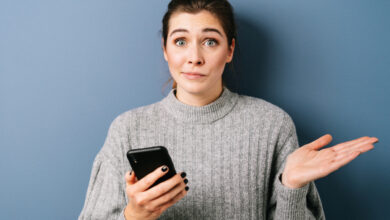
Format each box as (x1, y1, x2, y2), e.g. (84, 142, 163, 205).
(235, 93, 291, 119)
(235, 93, 297, 135)
(108, 101, 162, 127)
(121, 100, 161, 117)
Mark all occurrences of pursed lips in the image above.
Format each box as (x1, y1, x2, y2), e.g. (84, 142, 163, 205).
(182, 72, 206, 76)
(181, 72, 206, 79)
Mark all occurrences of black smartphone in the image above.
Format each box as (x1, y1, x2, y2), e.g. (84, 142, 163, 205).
(126, 146, 177, 189)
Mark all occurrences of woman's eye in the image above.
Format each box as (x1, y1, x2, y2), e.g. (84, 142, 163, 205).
(205, 39, 218, 47)
(175, 39, 186, 46)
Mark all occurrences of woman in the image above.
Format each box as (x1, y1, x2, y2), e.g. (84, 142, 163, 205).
(78, 0, 379, 219)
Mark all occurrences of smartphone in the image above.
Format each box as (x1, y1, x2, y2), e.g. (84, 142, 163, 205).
(126, 146, 177, 189)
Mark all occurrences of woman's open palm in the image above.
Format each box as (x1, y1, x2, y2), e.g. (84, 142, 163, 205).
(282, 134, 379, 188)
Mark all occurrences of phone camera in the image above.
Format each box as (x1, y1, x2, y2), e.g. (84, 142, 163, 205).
(130, 155, 138, 164)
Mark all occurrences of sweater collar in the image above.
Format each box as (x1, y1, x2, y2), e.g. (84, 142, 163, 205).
(160, 86, 238, 124)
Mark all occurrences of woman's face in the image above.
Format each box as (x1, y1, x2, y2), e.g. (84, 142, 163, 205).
(163, 10, 235, 96)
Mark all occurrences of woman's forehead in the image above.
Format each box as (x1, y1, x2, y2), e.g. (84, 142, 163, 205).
(168, 11, 225, 37)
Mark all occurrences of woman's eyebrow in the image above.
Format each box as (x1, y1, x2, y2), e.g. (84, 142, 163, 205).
(203, 28, 223, 37)
(169, 28, 223, 37)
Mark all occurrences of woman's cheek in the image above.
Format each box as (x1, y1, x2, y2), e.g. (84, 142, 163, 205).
(171, 52, 185, 68)
(211, 50, 229, 73)
(167, 56, 181, 76)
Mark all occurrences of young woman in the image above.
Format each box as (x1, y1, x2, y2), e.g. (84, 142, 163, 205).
(78, 0, 379, 219)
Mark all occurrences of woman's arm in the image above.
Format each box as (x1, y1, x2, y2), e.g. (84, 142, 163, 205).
(78, 115, 130, 220)
(267, 113, 325, 220)
(268, 112, 378, 219)
(78, 154, 127, 220)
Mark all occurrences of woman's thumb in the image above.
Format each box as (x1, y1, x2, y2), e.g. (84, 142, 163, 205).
(306, 134, 333, 150)
(125, 170, 137, 185)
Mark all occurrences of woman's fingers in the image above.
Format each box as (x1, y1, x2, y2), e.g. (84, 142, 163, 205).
(305, 134, 333, 150)
(334, 136, 378, 151)
(145, 178, 187, 211)
(334, 136, 370, 150)
(135, 165, 170, 192)
(336, 137, 372, 152)
(156, 187, 188, 214)
(328, 151, 361, 173)
(329, 138, 377, 172)
(334, 137, 378, 154)
(334, 144, 374, 161)
(142, 172, 186, 202)
(125, 170, 137, 185)
(328, 137, 377, 171)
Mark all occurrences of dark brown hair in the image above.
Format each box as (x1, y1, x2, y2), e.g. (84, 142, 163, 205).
(161, 0, 237, 90)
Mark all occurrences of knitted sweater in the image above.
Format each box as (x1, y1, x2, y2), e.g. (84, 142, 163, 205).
(78, 86, 325, 220)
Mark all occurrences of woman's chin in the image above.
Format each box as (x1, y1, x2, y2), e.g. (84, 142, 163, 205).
(177, 82, 209, 95)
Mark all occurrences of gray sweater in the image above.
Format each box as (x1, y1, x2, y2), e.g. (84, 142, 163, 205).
(78, 86, 325, 220)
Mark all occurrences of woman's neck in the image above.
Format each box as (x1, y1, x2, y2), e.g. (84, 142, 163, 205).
(175, 84, 224, 107)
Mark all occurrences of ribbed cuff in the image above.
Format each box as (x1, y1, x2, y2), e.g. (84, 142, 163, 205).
(275, 174, 309, 219)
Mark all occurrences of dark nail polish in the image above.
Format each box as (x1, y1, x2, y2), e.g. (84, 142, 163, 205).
(162, 166, 168, 172)
(183, 179, 188, 184)
(181, 172, 187, 178)
(185, 186, 189, 191)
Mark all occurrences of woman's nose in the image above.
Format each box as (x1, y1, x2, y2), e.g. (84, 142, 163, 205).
(187, 45, 204, 65)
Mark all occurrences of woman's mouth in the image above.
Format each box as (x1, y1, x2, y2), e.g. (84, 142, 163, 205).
(182, 72, 206, 80)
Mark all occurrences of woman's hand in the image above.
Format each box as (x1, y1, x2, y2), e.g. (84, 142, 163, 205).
(282, 134, 379, 189)
(123, 166, 189, 220)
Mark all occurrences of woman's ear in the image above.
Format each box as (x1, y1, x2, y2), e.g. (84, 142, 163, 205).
(226, 38, 235, 63)
(162, 38, 168, 61)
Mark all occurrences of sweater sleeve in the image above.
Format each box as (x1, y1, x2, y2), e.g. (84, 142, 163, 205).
(78, 154, 127, 220)
(267, 112, 325, 220)
(78, 115, 130, 220)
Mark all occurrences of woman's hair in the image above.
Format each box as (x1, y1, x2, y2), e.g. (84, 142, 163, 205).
(161, 0, 237, 90)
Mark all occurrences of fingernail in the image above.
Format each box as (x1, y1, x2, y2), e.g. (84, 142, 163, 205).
(185, 186, 189, 191)
(183, 178, 188, 184)
(130, 170, 132, 175)
(161, 165, 168, 172)
(181, 172, 187, 178)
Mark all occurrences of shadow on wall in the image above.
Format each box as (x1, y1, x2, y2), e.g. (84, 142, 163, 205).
(225, 14, 388, 220)
(223, 14, 272, 99)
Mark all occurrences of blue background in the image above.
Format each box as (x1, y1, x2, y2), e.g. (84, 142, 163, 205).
(1, 0, 389, 219)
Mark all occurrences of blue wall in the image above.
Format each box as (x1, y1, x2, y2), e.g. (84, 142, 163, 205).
(1, 0, 389, 219)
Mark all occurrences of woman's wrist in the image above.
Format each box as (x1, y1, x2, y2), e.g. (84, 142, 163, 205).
(281, 172, 307, 189)
(124, 205, 130, 220)
(124, 205, 137, 220)
(124, 205, 155, 220)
